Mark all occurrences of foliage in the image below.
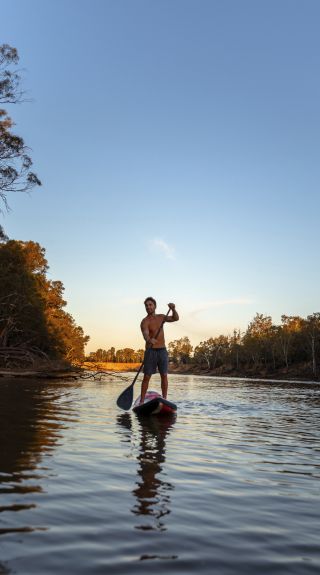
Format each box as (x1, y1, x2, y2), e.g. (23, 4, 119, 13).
(302, 313, 320, 377)
(87, 312, 320, 378)
(0, 240, 89, 365)
(192, 311, 320, 377)
(87, 348, 144, 363)
(168, 337, 193, 365)
(194, 335, 229, 369)
(0, 43, 41, 238)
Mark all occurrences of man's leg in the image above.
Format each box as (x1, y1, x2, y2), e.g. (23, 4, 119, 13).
(140, 374, 151, 404)
(159, 348, 169, 399)
(160, 374, 168, 399)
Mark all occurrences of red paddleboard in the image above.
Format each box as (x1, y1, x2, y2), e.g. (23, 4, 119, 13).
(132, 391, 177, 416)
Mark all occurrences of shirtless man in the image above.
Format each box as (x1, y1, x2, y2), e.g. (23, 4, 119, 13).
(140, 297, 179, 404)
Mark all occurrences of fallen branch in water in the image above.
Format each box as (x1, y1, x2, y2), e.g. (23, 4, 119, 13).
(0, 367, 130, 381)
(74, 361, 135, 382)
(0, 356, 132, 381)
(77, 370, 130, 382)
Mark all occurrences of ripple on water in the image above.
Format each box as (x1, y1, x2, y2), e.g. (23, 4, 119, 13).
(0, 376, 320, 574)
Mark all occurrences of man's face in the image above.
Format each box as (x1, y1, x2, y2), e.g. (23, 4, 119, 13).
(145, 300, 156, 315)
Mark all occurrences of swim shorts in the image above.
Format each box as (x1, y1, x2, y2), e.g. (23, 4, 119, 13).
(143, 347, 168, 375)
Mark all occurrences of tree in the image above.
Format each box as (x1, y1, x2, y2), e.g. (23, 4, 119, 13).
(106, 347, 116, 362)
(194, 339, 212, 369)
(0, 44, 41, 237)
(242, 313, 273, 368)
(278, 315, 304, 369)
(0, 240, 89, 365)
(94, 349, 107, 362)
(193, 336, 229, 370)
(89, 347, 143, 363)
(302, 313, 320, 377)
(134, 349, 144, 362)
(168, 337, 193, 365)
(115, 349, 123, 363)
(0, 240, 52, 355)
(230, 329, 242, 370)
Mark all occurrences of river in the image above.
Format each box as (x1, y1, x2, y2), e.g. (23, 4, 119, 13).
(0, 375, 319, 574)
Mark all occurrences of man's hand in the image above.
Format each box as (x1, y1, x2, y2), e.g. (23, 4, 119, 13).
(147, 337, 158, 347)
(166, 303, 179, 322)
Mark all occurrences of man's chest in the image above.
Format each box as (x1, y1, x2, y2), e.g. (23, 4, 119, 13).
(147, 316, 163, 333)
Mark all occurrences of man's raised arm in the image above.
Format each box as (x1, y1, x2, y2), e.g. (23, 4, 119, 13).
(165, 303, 179, 322)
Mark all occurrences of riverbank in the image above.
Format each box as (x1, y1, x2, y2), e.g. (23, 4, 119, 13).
(168, 362, 320, 382)
(0, 361, 141, 380)
(0, 360, 80, 379)
(1, 359, 318, 382)
(0, 361, 141, 379)
(82, 361, 320, 382)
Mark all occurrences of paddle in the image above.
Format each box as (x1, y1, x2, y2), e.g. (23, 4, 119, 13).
(116, 308, 171, 410)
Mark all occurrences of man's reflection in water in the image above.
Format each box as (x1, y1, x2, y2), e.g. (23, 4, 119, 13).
(117, 413, 175, 532)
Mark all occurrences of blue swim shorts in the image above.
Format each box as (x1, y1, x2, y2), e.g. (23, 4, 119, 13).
(143, 347, 168, 375)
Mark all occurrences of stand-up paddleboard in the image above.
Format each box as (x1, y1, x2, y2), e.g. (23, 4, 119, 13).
(133, 391, 177, 416)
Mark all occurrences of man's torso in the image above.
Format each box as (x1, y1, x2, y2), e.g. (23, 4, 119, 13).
(142, 314, 166, 348)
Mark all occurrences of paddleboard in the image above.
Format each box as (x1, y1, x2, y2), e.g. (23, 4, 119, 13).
(132, 391, 177, 416)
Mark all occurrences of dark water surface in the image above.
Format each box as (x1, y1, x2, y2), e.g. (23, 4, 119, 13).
(0, 375, 319, 574)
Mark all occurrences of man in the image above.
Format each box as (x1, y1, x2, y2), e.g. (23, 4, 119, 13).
(140, 297, 179, 404)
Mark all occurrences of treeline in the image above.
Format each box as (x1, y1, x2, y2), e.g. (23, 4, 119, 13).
(0, 44, 41, 241)
(168, 313, 320, 378)
(87, 347, 144, 363)
(0, 240, 89, 366)
(0, 45, 89, 368)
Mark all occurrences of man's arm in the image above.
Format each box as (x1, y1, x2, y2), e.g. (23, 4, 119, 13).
(165, 303, 179, 322)
(140, 319, 150, 343)
(140, 319, 157, 346)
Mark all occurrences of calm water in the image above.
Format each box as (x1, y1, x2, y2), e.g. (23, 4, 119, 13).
(0, 374, 319, 574)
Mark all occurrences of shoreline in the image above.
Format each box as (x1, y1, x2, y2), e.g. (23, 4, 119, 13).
(1, 360, 319, 383)
(0, 361, 140, 380)
(168, 363, 320, 382)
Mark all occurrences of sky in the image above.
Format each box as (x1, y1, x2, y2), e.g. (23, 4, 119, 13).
(1, 0, 320, 352)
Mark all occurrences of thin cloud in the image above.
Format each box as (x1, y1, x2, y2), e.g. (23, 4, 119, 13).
(150, 238, 176, 260)
(121, 297, 142, 305)
(188, 298, 252, 317)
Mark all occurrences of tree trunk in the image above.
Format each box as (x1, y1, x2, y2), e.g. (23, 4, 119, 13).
(311, 336, 317, 377)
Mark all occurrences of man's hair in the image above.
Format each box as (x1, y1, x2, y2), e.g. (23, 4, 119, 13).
(144, 297, 156, 307)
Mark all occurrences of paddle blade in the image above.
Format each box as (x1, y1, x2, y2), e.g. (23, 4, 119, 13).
(117, 383, 134, 411)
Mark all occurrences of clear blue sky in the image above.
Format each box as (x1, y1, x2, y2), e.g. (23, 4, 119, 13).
(2, 0, 320, 351)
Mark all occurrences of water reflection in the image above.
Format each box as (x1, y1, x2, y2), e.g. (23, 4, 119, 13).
(0, 562, 10, 575)
(0, 379, 79, 535)
(117, 413, 175, 533)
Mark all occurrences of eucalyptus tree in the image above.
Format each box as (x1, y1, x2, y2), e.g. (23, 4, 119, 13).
(106, 347, 116, 362)
(229, 329, 242, 370)
(193, 338, 216, 370)
(0, 240, 89, 365)
(278, 315, 304, 369)
(302, 313, 320, 377)
(168, 336, 193, 365)
(0, 44, 41, 236)
(243, 313, 274, 368)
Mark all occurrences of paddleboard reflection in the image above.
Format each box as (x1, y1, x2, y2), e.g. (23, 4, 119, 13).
(117, 413, 175, 532)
